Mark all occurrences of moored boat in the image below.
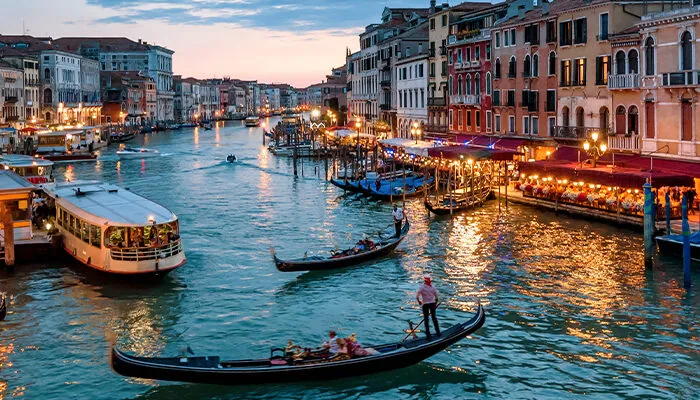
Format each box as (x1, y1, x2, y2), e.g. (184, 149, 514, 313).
(424, 186, 493, 215)
(0, 154, 54, 184)
(110, 132, 136, 143)
(41, 181, 186, 276)
(111, 303, 485, 385)
(0, 294, 6, 321)
(656, 231, 700, 262)
(116, 147, 161, 159)
(272, 222, 409, 272)
(245, 116, 261, 127)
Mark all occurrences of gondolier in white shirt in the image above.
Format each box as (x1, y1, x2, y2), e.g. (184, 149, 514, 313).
(392, 204, 405, 238)
(416, 274, 440, 339)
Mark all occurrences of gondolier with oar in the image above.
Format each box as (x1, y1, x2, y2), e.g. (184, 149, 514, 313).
(416, 274, 440, 339)
(392, 204, 405, 238)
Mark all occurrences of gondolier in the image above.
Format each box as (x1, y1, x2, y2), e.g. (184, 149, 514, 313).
(392, 204, 404, 238)
(416, 275, 440, 338)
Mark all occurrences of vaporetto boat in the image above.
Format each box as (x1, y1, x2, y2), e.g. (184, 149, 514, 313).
(41, 181, 186, 276)
(116, 147, 161, 159)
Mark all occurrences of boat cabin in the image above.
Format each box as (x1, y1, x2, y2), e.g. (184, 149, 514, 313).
(0, 170, 36, 241)
(0, 155, 54, 184)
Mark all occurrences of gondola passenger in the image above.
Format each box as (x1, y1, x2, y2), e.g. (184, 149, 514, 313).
(323, 330, 340, 354)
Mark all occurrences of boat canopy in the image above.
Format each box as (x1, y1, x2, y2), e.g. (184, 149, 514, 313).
(43, 181, 177, 227)
(379, 138, 436, 157)
(330, 130, 375, 140)
(427, 145, 521, 161)
(0, 154, 53, 168)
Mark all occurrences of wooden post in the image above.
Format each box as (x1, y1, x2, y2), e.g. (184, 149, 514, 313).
(1, 203, 15, 267)
(504, 163, 509, 209)
(665, 191, 672, 234)
(448, 164, 453, 215)
(402, 164, 407, 204)
(643, 181, 654, 268)
(616, 187, 621, 224)
(498, 162, 502, 213)
(682, 194, 691, 289)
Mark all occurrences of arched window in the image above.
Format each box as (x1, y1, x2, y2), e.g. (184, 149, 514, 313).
(548, 52, 556, 76)
(575, 107, 584, 127)
(486, 72, 492, 95)
(645, 37, 655, 76)
(508, 56, 516, 77)
(681, 31, 693, 71)
(43, 88, 52, 104)
(628, 49, 639, 74)
(615, 105, 626, 135)
(615, 51, 626, 75)
(457, 75, 463, 95)
(465, 75, 472, 95)
(628, 105, 639, 135)
(495, 58, 501, 79)
(44, 68, 50, 80)
(599, 106, 610, 133)
(523, 55, 531, 77)
(532, 54, 539, 77)
(475, 73, 481, 95)
(562, 106, 570, 128)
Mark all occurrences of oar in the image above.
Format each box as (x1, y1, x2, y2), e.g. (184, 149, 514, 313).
(401, 302, 441, 342)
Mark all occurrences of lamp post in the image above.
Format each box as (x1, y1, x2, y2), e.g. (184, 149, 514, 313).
(583, 131, 607, 168)
(410, 121, 423, 144)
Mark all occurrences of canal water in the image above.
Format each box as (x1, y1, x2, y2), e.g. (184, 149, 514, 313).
(0, 118, 697, 399)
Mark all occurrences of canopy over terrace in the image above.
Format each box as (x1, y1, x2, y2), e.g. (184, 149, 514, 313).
(379, 138, 436, 157)
(519, 160, 694, 188)
(428, 145, 521, 161)
(455, 134, 533, 151)
(328, 129, 376, 141)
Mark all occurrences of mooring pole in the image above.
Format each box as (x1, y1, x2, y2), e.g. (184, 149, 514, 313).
(1, 203, 15, 267)
(665, 191, 672, 234)
(643, 181, 654, 268)
(682, 194, 691, 289)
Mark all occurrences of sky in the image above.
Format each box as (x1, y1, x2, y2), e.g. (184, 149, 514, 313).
(0, 0, 436, 87)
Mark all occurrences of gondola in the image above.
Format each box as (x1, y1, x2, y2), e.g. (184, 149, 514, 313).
(361, 177, 435, 201)
(329, 178, 364, 193)
(0, 294, 6, 322)
(111, 303, 485, 385)
(424, 188, 493, 216)
(110, 132, 135, 143)
(655, 231, 700, 262)
(272, 221, 410, 272)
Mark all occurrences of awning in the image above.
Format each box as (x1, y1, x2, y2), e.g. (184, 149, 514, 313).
(428, 145, 521, 161)
(519, 160, 694, 188)
(330, 129, 375, 140)
(455, 134, 532, 151)
(379, 138, 436, 157)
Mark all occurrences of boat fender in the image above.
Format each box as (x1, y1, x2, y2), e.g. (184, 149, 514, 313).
(87, 257, 91, 266)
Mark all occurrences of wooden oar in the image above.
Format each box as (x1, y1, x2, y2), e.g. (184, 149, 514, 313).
(401, 302, 441, 342)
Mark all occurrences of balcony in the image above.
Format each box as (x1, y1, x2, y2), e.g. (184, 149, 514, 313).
(379, 104, 391, 110)
(454, 62, 463, 70)
(426, 124, 448, 133)
(455, 61, 480, 71)
(608, 73, 640, 90)
(428, 97, 446, 107)
(346, 83, 352, 92)
(429, 48, 436, 57)
(608, 134, 640, 152)
(440, 46, 447, 56)
(380, 80, 391, 89)
(662, 70, 700, 87)
(552, 126, 607, 141)
(4, 96, 18, 103)
(450, 94, 481, 105)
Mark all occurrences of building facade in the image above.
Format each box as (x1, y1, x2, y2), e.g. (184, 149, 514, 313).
(396, 54, 429, 139)
(0, 60, 24, 127)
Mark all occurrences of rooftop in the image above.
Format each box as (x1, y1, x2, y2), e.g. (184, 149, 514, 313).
(0, 170, 35, 192)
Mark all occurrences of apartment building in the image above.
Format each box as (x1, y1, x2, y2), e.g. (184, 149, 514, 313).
(396, 53, 429, 138)
(0, 60, 24, 127)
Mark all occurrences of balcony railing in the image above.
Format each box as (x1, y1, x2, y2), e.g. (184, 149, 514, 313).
(608, 73, 640, 90)
(428, 97, 446, 107)
(380, 80, 391, 88)
(440, 46, 447, 56)
(607, 134, 640, 152)
(4, 96, 18, 103)
(110, 239, 184, 262)
(379, 104, 391, 110)
(450, 94, 481, 105)
(662, 70, 700, 86)
(429, 48, 436, 57)
(552, 126, 609, 140)
(426, 124, 448, 133)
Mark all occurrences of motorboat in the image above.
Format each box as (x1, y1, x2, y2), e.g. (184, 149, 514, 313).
(656, 231, 700, 262)
(116, 147, 161, 159)
(110, 132, 136, 143)
(245, 116, 261, 127)
(226, 154, 237, 163)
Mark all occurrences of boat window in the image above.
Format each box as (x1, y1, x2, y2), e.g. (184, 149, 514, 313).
(80, 220, 90, 244)
(68, 214, 75, 235)
(61, 208, 69, 227)
(105, 227, 126, 247)
(90, 225, 101, 248)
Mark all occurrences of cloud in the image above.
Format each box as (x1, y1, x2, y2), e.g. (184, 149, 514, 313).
(85, 0, 429, 32)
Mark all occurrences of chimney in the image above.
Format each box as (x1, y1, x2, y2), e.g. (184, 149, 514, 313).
(430, 0, 436, 12)
(138, 39, 142, 44)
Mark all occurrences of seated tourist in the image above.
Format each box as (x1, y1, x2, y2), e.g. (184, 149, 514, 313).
(322, 330, 340, 354)
(346, 333, 379, 357)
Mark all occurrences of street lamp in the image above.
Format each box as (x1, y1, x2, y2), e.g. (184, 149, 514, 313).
(583, 131, 607, 168)
(311, 109, 320, 120)
(410, 121, 423, 144)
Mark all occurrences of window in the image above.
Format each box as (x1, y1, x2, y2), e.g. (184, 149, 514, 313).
(599, 14, 609, 41)
(486, 72, 492, 95)
(532, 116, 539, 135)
(430, 62, 435, 77)
(523, 116, 531, 134)
(574, 18, 587, 44)
(546, 21, 557, 43)
(560, 59, 571, 86)
(449, 76, 453, 94)
(44, 68, 50, 80)
(449, 109, 453, 126)
(508, 56, 516, 78)
(507, 90, 515, 107)
(458, 75, 463, 95)
(458, 110, 463, 128)
(465, 75, 471, 95)
(495, 32, 501, 48)
(681, 31, 693, 71)
(560, 21, 572, 46)
(532, 54, 539, 77)
(504, 30, 510, 47)
(528, 90, 539, 112)
(475, 73, 481, 95)
(574, 58, 586, 86)
(525, 25, 539, 45)
(495, 114, 502, 132)
(682, 100, 693, 141)
(419, 64, 424, 78)
(511, 29, 516, 46)
(430, 18, 435, 30)
(596, 56, 610, 85)
(523, 55, 531, 77)
(475, 46, 480, 61)
(615, 105, 626, 135)
(615, 51, 626, 75)
(466, 110, 471, 127)
(486, 44, 491, 60)
(493, 89, 501, 106)
(442, 15, 447, 27)
(645, 100, 655, 139)
(628, 50, 639, 74)
(486, 110, 493, 131)
(521, 90, 529, 107)
(476, 110, 481, 129)
(509, 116, 515, 133)
(448, 50, 453, 65)
(645, 37, 655, 75)
(548, 117, 556, 136)
(457, 49, 463, 63)
(628, 105, 639, 135)
(546, 90, 556, 112)
(549, 52, 556, 75)
(466, 48, 471, 62)
(441, 61, 447, 76)
(495, 58, 501, 79)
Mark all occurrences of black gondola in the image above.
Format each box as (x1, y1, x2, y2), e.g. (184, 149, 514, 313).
(424, 188, 493, 216)
(0, 294, 6, 322)
(111, 304, 485, 385)
(329, 178, 364, 193)
(110, 132, 135, 143)
(272, 222, 409, 272)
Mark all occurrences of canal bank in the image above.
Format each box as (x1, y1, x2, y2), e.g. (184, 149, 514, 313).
(0, 119, 697, 399)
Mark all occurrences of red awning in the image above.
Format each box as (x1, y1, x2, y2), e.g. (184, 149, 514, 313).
(519, 160, 694, 188)
(428, 145, 521, 161)
(455, 134, 532, 151)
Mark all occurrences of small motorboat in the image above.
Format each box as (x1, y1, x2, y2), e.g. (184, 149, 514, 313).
(39, 152, 98, 163)
(0, 294, 6, 321)
(656, 231, 700, 262)
(116, 147, 161, 159)
(111, 303, 485, 385)
(245, 116, 261, 127)
(272, 221, 409, 272)
(110, 132, 136, 143)
(226, 154, 237, 163)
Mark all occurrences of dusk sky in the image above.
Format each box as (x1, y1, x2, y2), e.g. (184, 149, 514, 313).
(1, 0, 440, 87)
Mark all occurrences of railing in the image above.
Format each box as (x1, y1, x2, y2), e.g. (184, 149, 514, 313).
(4, 96, 18, 103)
(428, 97, 446, 107)
(429, 48, 436, 57)
(662, 70, 700, 86)
(608, 73, 640, 89)
(552, 126, 608, 140)
(607, 134, 641, 152)
(454, 62, 463, 69)
(110, 239, 184, 262)
(380, 80, 391, 87)
(450, 94, 481, 105)
(379, 104, 391, 110)
(426, 124, 448, 133)
(440, 46, 447, 56)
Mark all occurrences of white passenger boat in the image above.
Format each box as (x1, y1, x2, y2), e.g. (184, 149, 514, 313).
(0, 154, 54, 184)
(116, 147, 161, 159)
(245, 116, 261, 127)
(41, 181, 186, 276)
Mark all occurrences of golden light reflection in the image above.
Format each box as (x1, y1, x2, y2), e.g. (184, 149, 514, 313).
(257, 145, 269, 169)
(194, 128, 199, 147)
(64, 165, 75, 182)
(116, 161, 121, 175)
